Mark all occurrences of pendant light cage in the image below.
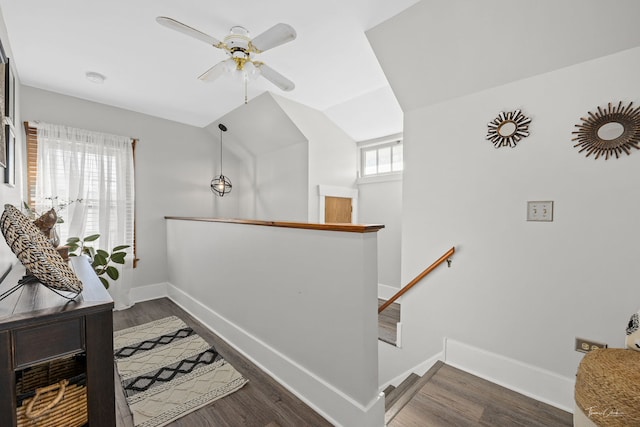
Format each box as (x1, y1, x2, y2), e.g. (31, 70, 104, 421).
(211, 123, 232, 197)
(211, 174, 232, 197)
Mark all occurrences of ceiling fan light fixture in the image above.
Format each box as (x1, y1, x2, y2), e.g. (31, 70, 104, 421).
(224, 58, 238, 73)
(243, 61, 261, 81)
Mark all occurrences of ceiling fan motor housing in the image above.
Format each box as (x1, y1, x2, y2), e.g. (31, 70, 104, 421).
(225, 26, 250, 50)
(225, 26, 253, 70)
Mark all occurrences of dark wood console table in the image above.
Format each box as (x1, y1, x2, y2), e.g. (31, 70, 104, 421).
(0, 256, 115, 426)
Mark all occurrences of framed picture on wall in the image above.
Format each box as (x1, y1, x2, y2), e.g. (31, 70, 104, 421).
(0, 41, 6, 169)
(4, 123, 14, 186)
(4, 58, 14, 128)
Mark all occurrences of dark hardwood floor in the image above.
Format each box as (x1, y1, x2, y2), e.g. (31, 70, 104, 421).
(388, 364, 573, 427)
(378, 299, 400, 345)
(113, 298, 332, 427)
(114, 298, 572, 427)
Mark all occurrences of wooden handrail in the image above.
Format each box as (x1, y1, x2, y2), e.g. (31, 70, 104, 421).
(164, 217, 385, 233)
(378, 246, 455, 314)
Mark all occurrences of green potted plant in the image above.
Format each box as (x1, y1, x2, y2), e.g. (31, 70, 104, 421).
(66, 234, 129, 289)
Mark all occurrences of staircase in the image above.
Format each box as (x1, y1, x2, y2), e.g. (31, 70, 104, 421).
(378, 299, 400, 345)
(382, 361, 444, 425)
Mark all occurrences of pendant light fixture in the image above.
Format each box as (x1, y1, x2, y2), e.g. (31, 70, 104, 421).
(211, 123, 232, 197)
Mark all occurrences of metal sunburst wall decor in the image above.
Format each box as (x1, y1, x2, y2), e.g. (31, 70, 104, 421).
(572, 101, 640, 160)
(486, 109, 531, 148)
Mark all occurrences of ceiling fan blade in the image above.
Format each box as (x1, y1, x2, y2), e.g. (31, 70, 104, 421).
(257, 63, 295, 91)
(250, 23, 296, 53)
(198, 60, 230, 81)
(156, 16, 224, 48)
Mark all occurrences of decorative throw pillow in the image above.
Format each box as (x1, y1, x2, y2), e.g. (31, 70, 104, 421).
(0, 204, 82, 295)
(626, 311, 640, 351)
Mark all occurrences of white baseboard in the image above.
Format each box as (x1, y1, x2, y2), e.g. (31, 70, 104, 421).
(166, 282, 385, 427)
(129, 282, 168, 303)
(378, 283, 402, 301)
(444, 338, 574, 412)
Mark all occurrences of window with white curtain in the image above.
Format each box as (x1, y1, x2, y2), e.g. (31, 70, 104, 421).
(33, 122, 135, 261)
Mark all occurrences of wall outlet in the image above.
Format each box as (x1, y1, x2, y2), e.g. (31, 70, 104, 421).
(575, 337, 607, 353)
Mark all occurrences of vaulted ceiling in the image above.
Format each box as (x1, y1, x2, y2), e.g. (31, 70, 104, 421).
(0, 0, 417, 141)
(3, 1, 639, 145)
(368, 0, 640, 113)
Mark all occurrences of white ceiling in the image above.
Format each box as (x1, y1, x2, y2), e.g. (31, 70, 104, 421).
(0, 0, 418, 141)
(368, 0, 640, 114)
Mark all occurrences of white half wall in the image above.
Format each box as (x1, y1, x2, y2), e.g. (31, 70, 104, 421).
(165, 218, 383, 426)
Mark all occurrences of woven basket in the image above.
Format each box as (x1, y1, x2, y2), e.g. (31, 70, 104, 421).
(575, 348, 640, 426)
(0, 204, 82, 295)
(16, 355, 87, 427)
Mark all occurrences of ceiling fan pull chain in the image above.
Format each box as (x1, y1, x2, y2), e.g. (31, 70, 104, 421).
(244, 76, 248, 104)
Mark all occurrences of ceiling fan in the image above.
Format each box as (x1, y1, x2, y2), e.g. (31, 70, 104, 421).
(157, 16, 296, 92)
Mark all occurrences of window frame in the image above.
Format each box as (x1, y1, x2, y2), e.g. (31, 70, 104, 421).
(24, 122, 139, 268)
(357, 133, 403, 183)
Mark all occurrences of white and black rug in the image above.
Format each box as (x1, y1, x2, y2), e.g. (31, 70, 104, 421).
(114, 316, 248, 427)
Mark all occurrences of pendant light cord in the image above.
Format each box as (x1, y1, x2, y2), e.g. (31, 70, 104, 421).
(219, 127, 224, 175)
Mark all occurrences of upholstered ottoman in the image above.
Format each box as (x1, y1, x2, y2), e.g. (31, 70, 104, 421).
(574, 348, 640, 426)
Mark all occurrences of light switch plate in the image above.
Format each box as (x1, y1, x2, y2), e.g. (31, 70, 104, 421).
(527, 201, 553, 221)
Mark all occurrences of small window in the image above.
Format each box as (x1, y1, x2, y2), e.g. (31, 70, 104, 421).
(360, 140, 403, 177)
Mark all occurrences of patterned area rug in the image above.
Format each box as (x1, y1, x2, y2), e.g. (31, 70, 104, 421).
(114, 316, 248, 427)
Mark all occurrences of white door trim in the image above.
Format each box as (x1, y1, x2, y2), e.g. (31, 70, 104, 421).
(318, 185, 358, 224)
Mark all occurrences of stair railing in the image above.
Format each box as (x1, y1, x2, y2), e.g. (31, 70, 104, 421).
(378, 246, 455, 314)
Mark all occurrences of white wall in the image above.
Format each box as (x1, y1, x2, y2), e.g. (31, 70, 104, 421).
(202, 125, 257, 220)
(358, 178, 402, 288)
(274, 95, 358, 222)
(205, 93, 310, 221)
(256, 142, 308, 221)
(166, 218, 383, 426)
(0, 7, 23, 278)
(378, 47, 640, 407)
(20, 86, 239, 289)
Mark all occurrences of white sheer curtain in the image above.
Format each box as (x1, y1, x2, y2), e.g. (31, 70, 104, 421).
(35, 122, 135, 309)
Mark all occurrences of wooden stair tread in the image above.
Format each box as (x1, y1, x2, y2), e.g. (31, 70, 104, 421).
(384, 360, 445, 424)
(384, 373, 419, 411)
(382, 384, 396, 397)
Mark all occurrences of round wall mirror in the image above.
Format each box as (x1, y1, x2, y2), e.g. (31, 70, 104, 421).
(486, 110, 531, 148)
(498, 121, 517, 137)
(572, 101, 640, 159)
(596, 122, 625, 141)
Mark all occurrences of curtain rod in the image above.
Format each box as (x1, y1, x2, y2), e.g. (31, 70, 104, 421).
(26, 120, 138, 143)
